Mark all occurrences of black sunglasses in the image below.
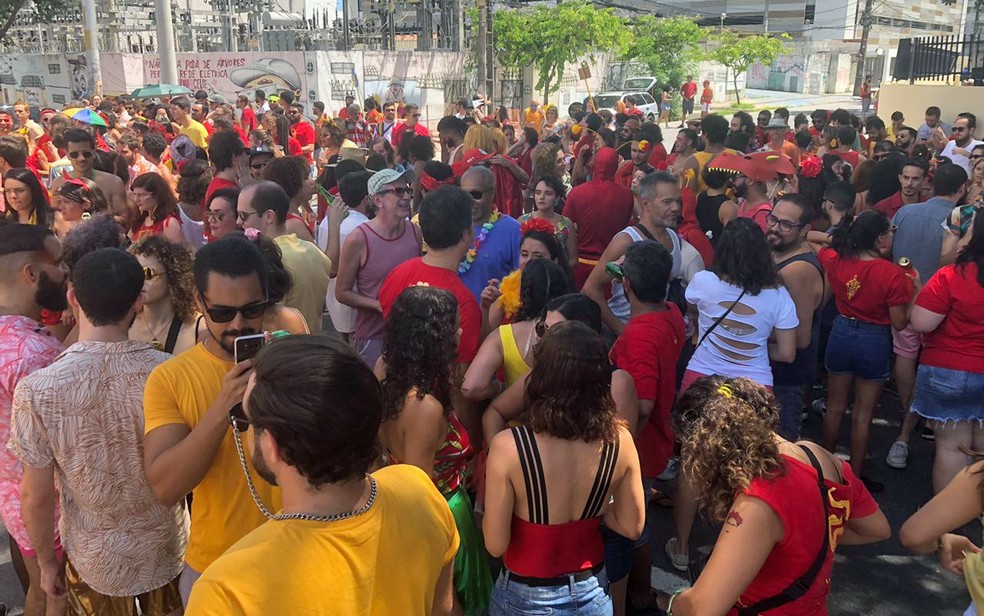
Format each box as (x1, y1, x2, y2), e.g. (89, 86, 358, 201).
(468, 189, 490, 200)
(68, 150, 94, 159)
(377, 186, 413, 198)
(200, 294, 269, 323)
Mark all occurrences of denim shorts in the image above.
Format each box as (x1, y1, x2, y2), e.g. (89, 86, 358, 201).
(601, 526, 637, 583)
(912, 365, 984, 425)
(490, 567, 612, 615)
(824, 316, 892, 381)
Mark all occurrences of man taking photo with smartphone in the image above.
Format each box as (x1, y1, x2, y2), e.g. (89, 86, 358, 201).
(142, 235, 279, 608)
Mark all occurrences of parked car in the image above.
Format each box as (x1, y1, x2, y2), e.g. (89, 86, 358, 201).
(589, 90, 659, 122)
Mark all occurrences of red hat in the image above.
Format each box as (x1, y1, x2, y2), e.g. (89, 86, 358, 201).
(708, 151, 796, 182)
(451, 148, 493, 177)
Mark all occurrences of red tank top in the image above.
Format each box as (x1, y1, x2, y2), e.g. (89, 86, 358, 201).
(502, 426, 619, 578)
(354, 220, 421, 340)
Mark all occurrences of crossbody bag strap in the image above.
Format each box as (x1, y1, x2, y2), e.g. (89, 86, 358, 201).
(737, 445, 832, 616)
(695, 288, 747, 349)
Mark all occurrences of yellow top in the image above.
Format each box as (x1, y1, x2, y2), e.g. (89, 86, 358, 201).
(181, 120, 210, 148)
(274, 234, 331, 334)
(144, 343, 281, 572)
(185, 465, 459, 616)
(498, 323, 531, 388)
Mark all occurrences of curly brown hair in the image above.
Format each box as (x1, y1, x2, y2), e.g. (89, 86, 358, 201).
(380, 286, 459, 423)
(674, 376, 784, 523)
(128, 235, 197, 322)
(525, 321, 618, 444)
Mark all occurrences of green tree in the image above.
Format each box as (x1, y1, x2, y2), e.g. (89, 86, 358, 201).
(493, 1, 628, 105)
(0, 0, 78, 47)
(622, 16, 703, 86)
(708, 31, 789, 105)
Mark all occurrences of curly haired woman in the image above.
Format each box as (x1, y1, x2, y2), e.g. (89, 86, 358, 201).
(128, 235, 199, 355)
(660, 376, 889, 616)
(377, 285, 493, 615)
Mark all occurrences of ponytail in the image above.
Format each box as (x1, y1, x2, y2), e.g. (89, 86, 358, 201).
(832, 210, 889, 258)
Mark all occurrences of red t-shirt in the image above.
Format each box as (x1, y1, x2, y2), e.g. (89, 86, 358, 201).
(240, 106, 257, 133)
(733, 454, 878, 616)
(916, 262, 984, 373)
(287, 137, 303, 157)
(614, 160, 636, 189)
(818, 248, 914, 325)
(830, 149, 860, 167)
(739, 201, 772, 233)
(565, 177, 634, 290)
(647, 142, 669, 170)
(378, 258, 481, 363)
(233, 126, 249, 147)
(291, 121, 316, 163)
(610, 305, 685, 478)
(625, 108, 644, 118)
(681, 82, 697, 100)
(873, 191, 905, 219)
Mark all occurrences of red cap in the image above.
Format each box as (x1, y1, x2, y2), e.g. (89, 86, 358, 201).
(451, 148, 493, 177)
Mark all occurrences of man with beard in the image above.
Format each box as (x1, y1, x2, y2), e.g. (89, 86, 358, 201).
(50, 129, 130, 229)
(117, 132, 158, 188)
(615, 124, 659, 189)
(185, 336, 457, 614)
(393, 104, 430, 149)
(437, 115, 466, 164)
(0, 110, 15, 137)
(0, 225, 69, 616)
(895, 126, 917, 157)
(767, 194, 825, 440)
(13, 248, 187, 615)
(939, 112, 984, 174)
(874, 158, 928, 219)
(885, 164, 968, 470)
(143, 235, 280, 608)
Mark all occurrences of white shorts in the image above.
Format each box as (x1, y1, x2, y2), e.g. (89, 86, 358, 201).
(701, 102, 711, 113)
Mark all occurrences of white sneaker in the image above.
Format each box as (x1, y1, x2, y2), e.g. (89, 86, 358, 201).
(665, 537, 689, 572)
(657, 457, 680, 481)
(886, 441, 909, 469)
(811, 398, 826, 416)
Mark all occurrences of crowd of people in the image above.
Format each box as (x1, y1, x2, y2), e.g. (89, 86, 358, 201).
(0, 85, 981, 616)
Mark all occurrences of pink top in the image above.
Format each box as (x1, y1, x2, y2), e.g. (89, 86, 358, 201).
(354, 221, 421, 340)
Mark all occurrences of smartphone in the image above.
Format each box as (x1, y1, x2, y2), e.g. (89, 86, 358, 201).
(605, 262, 623, 280)
(234, 334, 265, 363)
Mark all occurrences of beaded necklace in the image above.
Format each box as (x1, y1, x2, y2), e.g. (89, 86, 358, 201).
(458, 210, 501, 274)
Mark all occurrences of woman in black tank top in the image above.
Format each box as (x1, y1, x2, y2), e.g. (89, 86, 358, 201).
(696, 167, 738, 246)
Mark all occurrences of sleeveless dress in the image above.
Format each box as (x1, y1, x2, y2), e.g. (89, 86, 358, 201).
(387, 413, 492, 615)
(498, 324, 532, 387)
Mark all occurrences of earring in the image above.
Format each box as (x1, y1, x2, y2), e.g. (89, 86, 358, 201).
(81, 211, 91, 220)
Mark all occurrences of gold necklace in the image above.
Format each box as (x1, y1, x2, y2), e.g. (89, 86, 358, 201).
(140, 313, 171, 351)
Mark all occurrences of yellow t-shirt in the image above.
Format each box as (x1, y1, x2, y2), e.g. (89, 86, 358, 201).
(274, 234, 331, 334)
(143, 343, 281, 573)
(524, 108, 545, 133)
(185, 465, 459, 615)
(181, 120, 210, 148)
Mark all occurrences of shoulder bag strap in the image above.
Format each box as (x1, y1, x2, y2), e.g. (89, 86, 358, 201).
(695, 288, 747, 349)
(737, 445, 832, 615)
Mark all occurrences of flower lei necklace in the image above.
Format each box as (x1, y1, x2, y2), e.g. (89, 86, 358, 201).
(459, 211, 501, 274)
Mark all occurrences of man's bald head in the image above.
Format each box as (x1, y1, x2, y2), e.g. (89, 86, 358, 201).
(461, 164, 495, 189)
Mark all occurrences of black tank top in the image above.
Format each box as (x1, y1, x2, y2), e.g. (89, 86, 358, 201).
(696, 192, 730, 246)
(773, 251, 825, 387)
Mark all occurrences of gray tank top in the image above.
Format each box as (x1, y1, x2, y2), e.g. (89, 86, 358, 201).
(608, 226, 682, 324)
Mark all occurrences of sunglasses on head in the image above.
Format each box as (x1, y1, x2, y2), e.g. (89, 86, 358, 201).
(69, 150, 94, 159)
(200, 294, 270, 323)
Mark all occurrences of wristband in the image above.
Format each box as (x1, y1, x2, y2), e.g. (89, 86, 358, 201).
(666, 591, 681, 616)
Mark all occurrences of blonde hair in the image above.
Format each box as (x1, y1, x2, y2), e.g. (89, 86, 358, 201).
(463, 124, 499, 153)
(674, 376, 783, 523)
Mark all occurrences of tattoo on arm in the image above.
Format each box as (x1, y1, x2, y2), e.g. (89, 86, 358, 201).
(726, 510, 744, 528)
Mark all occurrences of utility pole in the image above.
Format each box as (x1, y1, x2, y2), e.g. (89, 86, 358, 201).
(477, 0, 487, 97)
(719, 12, 726, 33)
(342, 0, 350, 49)
(852, 0, 874, 96)
(81, 0, 103, 97)
(228, 0, 238, 51)
(155, 0, 179, 82)
(763, 0, 769, 33)
(187, 0, 197, 52)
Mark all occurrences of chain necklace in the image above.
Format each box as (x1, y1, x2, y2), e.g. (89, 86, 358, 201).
(230, 415, 377, 523)
(140, 312, 171, 351)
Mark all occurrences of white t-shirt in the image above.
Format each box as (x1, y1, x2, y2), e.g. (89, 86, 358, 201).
(321, 209, 369, 334)
(685, 270, 799, 387)
(940, 138, 984, 174)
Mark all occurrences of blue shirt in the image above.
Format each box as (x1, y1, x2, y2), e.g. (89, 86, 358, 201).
(459, 215, 521, 301)
(892, 197, 956, 282)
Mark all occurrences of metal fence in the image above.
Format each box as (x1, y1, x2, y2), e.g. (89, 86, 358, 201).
(894, 35, 984, 83)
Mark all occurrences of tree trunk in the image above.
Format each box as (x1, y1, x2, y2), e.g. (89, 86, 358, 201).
(733, 71, 741, 106)
(0, 0, 29, 45)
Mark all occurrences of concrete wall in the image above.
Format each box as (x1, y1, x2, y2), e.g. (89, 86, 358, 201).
(877, 83, 984, 128)
(749, 50, 858, 95)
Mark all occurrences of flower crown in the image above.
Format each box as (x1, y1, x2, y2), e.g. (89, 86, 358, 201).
(800, 155, 822, 179)
(520, 217, 556, 236)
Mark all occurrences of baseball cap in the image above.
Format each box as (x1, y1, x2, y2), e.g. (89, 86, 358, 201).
(367, 168, 412, 196)
(451, 148, 493, 177)
(249, 144, 275, 158)
(208, 93, 228, 105)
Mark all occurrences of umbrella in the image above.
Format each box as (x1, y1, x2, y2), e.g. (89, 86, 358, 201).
(59, 107, 84, 118)
(131, 84, 192, 99)
(70, 108, 107, 127)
